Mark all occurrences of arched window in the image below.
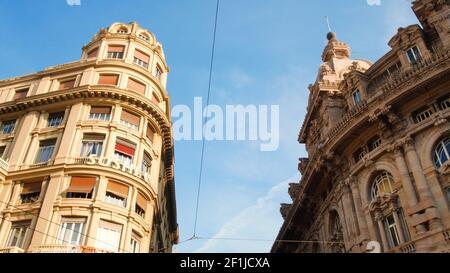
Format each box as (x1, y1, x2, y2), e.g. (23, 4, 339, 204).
(138, 33, 150, 41)
(433, 137, 450, 168)
(329, 210, 345, 253)
(370, 172, 394, 200)
(117, 27, 128, 34)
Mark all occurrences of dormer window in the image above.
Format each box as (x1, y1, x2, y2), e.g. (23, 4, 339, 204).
(406, 46, 422, 65)
(155, 65, 163, 81)
(352, 89, 361, 105)
(117, 27, 128, 34)
(138, 33, 150, 41)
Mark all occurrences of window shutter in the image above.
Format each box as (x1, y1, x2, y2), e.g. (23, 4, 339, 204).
(151, 92, 159, 104)
(134, 50, 150, 63)
(87, 47, 99, 58)
(127, 78, 146, 95)
(146, 125, 154, 141)
(115, 143, 135, 156)
(136, 192, 147, 210)
(90, 106, 111, 114)
(108, 45, 125, 53)
(21, 182, 42, 194)
(68, 177, 96, 193)
(59, 79, 76, 90)
(13, 89, 29, 100)
(98, 74, 119, 85)
(107, 180, 129, 197)
(121, 110, 140, 126)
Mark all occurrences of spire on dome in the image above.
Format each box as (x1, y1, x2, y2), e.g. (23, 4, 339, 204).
(321, 32, 351, 62)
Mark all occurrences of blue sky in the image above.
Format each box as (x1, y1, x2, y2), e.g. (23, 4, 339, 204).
(0, 0, 418, 252)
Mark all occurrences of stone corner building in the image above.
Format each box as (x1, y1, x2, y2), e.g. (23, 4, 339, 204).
(272, 0, 450, 253)
(0, 22, 178, 253)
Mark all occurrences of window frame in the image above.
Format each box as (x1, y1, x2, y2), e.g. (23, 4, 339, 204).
(57, 218, 86, 246)
(34, 139, 57, 164)
(0, 120, 16, 135)
(47, 112, 65, 127)
(370, 171, 395, 200)
(352, 89, 362, 105)
(6, 221, 31, 249)
(406, 46, 422, 65)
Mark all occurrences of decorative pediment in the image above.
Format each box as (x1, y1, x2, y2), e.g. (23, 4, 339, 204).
(388, 24, 424, 49)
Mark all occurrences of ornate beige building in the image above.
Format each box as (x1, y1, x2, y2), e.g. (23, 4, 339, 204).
(273, 0, 450, 253)
(0, 22, 178, 253)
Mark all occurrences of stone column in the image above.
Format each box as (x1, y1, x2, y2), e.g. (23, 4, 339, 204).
(29, 173, 63, 248)
(403, 137, 443, 230)
(403, 138, 433, 201)
(349, 178, 369, 240)
(8, 111, 40, 170)
(54, 103, 83, 164)
(343, 184, 358, 237)
(375, 211, 389, 252)
(393, 146, 427, 234)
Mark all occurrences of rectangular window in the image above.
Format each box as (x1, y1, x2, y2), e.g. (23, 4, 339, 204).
(107, 45, 125, 59)
(114, 140, 136, 166)
(1, 120, 16, 135)
(98, 74, 119, 86)
(7, 221, 30, 248)
(96, 220, 122, 252)
(133, 50, 150, 69)
(136, 192, 147, 218)
(47, 112, 65, 127)
(130, 233, 141, 253)
(151, 92, 160, 105)
(13, 88, 29, 100)
(439, 97, 450, 111)
(87, 47, 99, 59)
(353, 147, 366, 163)
(0, 145, 5, 159)
(406, 46, 422, 65)
(20, 182, 42, 204)
(127, 78, 146, 95)
(58, 79, 76, 90)
(105, 180, 129, 207)
(120, 110, 140, 130)
(35, 139, 56, 163)
(352, 89, 361, 105)
(368, 136, 382, 151)
(146, 124, 155, 142)
(385, 214, 400, 248)
(89, 106, 111, 121)
(80, 134, 104, 157)
(399, 209, 411, 242)
(155, 65, 162, 81)
(57, 218, 86, 246)
(414, 107, 433, 123)
(141, 152, 152, 175)
(66, 176, 96, 199)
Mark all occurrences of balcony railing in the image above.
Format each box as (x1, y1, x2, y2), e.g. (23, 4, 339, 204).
(0, 247, 25, 253)
(0, 157, 8, 172)
(400, 242, 416, 253)
(31, 244, 112, 253)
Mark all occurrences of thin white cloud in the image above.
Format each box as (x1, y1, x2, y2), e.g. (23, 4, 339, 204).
(194, 174, 298, 253)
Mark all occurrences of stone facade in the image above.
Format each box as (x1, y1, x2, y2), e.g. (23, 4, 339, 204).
(0, 22, 178, 253)
(272, 0, 450, 253)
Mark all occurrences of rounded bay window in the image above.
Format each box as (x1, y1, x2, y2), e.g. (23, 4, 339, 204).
(433, 136, 450, 168)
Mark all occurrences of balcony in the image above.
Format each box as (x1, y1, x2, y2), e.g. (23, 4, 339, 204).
(30, 244, 112, 253)
(0, 157, 8, 172)
(0, 247, 25, 253)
